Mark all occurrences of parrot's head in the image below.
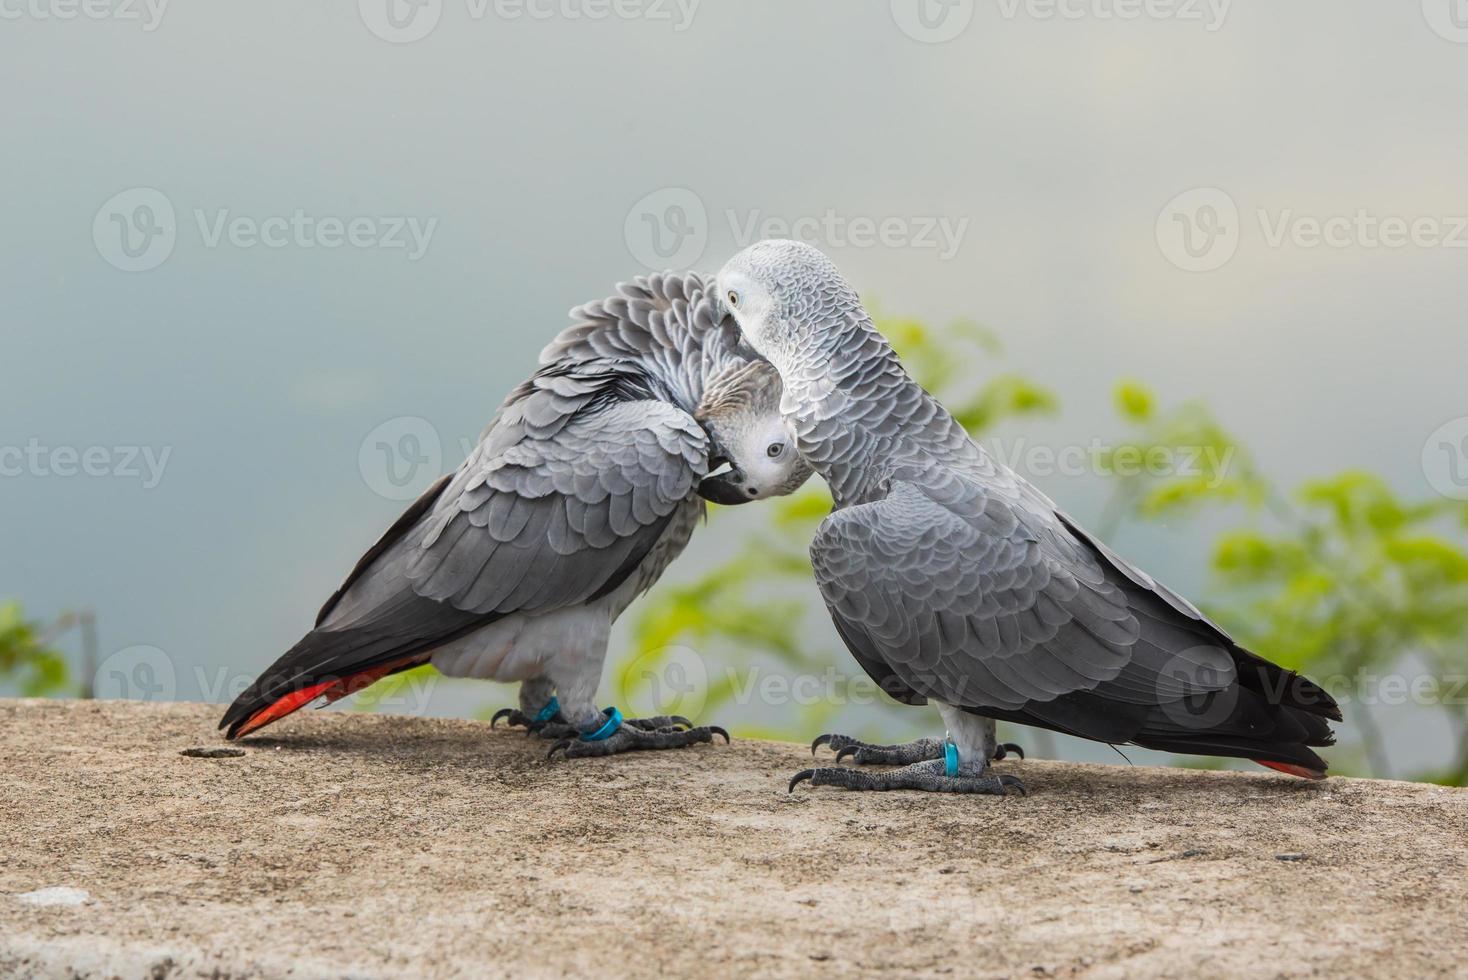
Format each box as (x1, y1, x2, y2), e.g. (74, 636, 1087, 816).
(715, 239, 864, 370)
(695, 359, 813, 506)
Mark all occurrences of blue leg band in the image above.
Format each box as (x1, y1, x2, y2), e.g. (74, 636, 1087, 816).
(580, 706, 623, 742)
(532, 697, 561, 725)
(943, 735, 960, 777)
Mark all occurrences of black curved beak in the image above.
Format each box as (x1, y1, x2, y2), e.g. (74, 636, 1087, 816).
(698, 470, 757, 506)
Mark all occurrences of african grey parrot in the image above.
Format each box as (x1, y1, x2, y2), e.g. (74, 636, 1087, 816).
(715, 240, 1340, 795)
(220, 272, 811, 758)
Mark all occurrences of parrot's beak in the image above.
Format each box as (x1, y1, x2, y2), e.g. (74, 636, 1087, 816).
(698, 469, 756, 506)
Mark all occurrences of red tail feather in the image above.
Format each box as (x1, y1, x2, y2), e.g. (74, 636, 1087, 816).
(232, 658, 421, 739)
(1255, 759, 1327, 780)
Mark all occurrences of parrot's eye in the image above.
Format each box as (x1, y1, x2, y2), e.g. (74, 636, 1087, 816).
(766, 443, 784, 458)
(727, 290, 740, 309)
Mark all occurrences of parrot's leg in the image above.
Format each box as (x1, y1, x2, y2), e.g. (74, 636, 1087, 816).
(540, 648, 728, 758)
(490, 678, 578, 739)
(811, 717, 1024, 765)
(789, 706, 1027, 796)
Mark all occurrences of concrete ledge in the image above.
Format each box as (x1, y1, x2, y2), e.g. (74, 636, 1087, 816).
(2, 699, 1465, 978)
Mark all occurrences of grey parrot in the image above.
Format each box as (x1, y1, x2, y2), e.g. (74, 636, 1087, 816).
(715, 240, 1340, 795)
(220, 272, 811, 757)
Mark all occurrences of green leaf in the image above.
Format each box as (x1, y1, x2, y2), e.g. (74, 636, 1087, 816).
(1115, 381, 1155, 422)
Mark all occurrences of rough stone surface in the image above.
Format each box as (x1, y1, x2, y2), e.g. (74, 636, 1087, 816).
(2, 699, 1465, 978)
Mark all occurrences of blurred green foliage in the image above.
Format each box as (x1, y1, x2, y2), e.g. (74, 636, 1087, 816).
(611, 313, 1468, 786)
(0, 601, 71, 696)
(1099, 386, 1468, 783)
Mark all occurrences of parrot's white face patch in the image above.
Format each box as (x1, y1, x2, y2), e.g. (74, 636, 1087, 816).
(716, 268, 778, 362)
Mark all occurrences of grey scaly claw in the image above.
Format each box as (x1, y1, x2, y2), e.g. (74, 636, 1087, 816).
(814, 733, 945, 767)
(993, 742, 1026, 762)
(546, 725, 729, 760)
(787, 758, 1026, 796)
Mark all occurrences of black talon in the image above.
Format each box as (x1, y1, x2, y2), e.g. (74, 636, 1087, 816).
(811, 734, 834, 756)
(547, 738, 573, 761)
(669, 716, 693, 730)
(789, 769, 815, 793)
(835, 745, 860, 764)
(491, 708, 515, 729)
(709, 726, 730, 744)
(1000, 742, 1025, 761)
(999, 774, 1028, 796)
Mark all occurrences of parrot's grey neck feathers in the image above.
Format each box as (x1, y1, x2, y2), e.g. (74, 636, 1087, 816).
(781, 311, 964, 507)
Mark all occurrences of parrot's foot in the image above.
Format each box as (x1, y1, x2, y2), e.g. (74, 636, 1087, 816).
(546, 724, 729, 760)
(489, 707, 577, 740)
(788, 758, 1026, 796)
(811, 733, 1025, 765)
